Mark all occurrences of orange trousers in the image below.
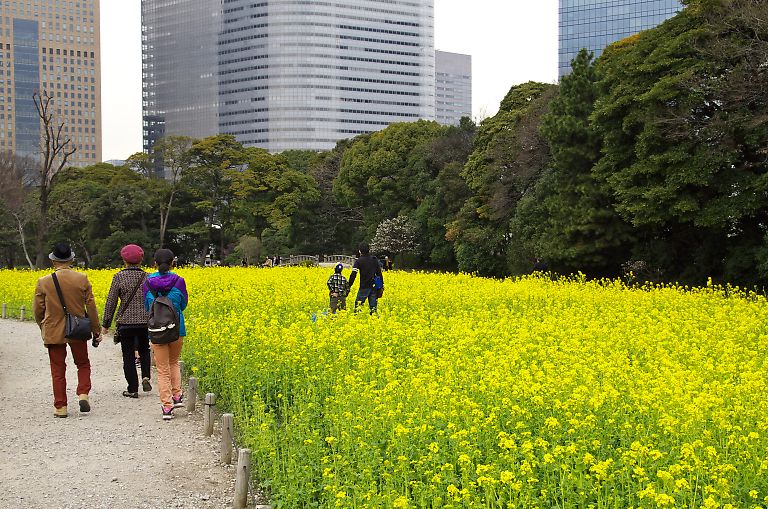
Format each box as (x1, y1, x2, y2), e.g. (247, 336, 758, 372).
(151, 337, 184, 409)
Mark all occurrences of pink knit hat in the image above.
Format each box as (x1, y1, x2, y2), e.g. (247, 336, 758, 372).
(120, 244, 144, 264)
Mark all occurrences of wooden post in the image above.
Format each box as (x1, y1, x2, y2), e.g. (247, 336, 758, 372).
(2, 303, 6, 319)
(233, 448, 251, 509)
(221, 413, 234, 464)
(204, 392, 216, 436)
(179, 360, 185, 378)
(187, 377, 198, 412)
(19, 305, 25, 321)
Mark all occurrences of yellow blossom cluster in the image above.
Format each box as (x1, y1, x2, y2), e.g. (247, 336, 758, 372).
(2, 267, 768, 508)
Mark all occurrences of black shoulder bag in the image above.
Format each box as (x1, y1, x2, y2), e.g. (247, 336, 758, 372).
(113, 272, 147, 344)
(51, 272, 92, 341)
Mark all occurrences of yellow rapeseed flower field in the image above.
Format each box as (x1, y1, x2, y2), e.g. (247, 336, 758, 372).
(2, 267, 768, 508)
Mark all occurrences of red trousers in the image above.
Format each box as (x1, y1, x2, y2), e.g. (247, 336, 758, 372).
(47, 341, 91, 409)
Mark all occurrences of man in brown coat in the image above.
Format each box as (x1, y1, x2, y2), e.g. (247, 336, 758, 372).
(33, 243, 101, 418)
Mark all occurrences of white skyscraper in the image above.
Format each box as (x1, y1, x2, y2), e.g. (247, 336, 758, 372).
(143, 0, 436, 152)
(435, 50, 471, 126)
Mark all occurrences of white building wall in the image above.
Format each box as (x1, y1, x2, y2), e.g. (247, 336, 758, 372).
(435, 50, 471, 126)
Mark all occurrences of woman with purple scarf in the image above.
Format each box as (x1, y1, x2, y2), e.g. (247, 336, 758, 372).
(143, 249, 188, 420)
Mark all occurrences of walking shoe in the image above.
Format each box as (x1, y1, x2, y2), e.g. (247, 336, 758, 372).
(162, 406, 174, 421)
(54, 406, 68, 418)
(78, 395, 90, 413)
(172, 393, 184, 409)
(142, 377, 152, 392)
(122, 391, 139, 399)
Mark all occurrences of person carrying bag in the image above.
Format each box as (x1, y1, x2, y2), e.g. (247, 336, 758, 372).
(33, 243, 101, 418)
(102, 244, 152, 399)
(143, 249, 188, 421)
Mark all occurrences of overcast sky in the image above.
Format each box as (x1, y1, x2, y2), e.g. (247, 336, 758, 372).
(100, 1, 559, 161)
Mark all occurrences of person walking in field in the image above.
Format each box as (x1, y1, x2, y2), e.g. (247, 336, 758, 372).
(348, 242, 384, 315)
(33, 242, 101, 418)
(143, 248, 188, 421)
(327, 263, 349, 313)
(101, 244, 151, 399)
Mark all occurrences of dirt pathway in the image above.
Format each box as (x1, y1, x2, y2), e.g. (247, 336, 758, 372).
(0, 319, 240, 509)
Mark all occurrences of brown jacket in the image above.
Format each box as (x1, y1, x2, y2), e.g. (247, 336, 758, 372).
(34, 268, 100, 345)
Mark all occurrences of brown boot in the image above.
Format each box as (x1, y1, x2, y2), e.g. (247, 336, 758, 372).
(78, 394, 90, 413)
(54, 406, 68, 418)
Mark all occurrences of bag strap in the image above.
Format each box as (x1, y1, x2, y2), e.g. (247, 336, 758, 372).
(51, 272, 70, 316)
(117, 271, 147, 322)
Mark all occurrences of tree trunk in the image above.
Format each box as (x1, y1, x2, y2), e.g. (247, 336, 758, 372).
(13, 213, 34, 269)
(159, 189, 176, 248)
(80, 243, 92, 267)
(159, 207, 167, 249)
(35, 185, 49, 268)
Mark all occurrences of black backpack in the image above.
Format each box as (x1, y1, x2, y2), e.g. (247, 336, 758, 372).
(147, 288, 180, 344)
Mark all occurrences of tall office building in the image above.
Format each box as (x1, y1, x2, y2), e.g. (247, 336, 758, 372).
(559, 0, 682, 77)
(435, 50, 471, 126)
(142, 0, 435, 153)
(142, 0, 220, 152)
(0, 0, 101, 167)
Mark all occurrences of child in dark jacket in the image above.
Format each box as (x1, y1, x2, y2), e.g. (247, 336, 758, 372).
(327, 263, 349, 313)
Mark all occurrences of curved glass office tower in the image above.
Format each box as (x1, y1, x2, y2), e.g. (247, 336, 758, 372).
(559, 0, 682, 77)
(143, 0, 436, 153)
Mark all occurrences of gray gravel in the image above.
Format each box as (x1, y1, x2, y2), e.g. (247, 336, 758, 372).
(0, 320, 250, 509)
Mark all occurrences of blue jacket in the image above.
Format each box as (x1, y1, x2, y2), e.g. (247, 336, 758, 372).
(143, 271, 188, 337)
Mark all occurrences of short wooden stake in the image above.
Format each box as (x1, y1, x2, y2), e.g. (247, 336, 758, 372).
(179, 360, 185, 378)
(2, 303, 6, 319)
(233, 448, 251, 509)
(221, 413, 234, 464)
(204, 392, 216, 436)
(187, 377, 198, 412)
(19, 305, 25, 321)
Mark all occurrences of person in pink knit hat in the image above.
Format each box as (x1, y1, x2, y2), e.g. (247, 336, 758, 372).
(101, 244, 152, 398)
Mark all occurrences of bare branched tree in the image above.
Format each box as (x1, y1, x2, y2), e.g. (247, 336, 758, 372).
(33, 90, 76, 267)
(0, 151, 36, 268)
(152, 135, 193, 248)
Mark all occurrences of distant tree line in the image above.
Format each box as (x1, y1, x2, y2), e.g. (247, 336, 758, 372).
(1, 0, 765, 286)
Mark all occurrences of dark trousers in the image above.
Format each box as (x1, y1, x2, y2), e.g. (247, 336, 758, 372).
(354, 287, 378, 314)
(47, 341, 91, 409)
(330, 294, 346, 313)
(119, 326, 151, 393)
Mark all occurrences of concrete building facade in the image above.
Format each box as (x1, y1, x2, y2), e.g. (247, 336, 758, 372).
(0, 0, 101, 167)
(435, 50, 471, 126)
(559, 0, 682, 77)
(142, 0, 437, 152)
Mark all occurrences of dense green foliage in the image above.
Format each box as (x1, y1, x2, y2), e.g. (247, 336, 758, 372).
(1, 0, 765, 285)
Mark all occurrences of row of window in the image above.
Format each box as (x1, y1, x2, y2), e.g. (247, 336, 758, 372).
(560, 0, 679, 8)
(269, 0, 425, 18)
(225, 8, 420, 29)
(220, 82, 423, 97)
(219, 72, 421, 88)
(41, 47, 96, 58)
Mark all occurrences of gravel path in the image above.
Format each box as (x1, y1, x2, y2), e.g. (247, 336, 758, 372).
(0, 319, 245, 509)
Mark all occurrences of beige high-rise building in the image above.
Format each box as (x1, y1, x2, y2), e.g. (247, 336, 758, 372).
(0, 0, 101, 167)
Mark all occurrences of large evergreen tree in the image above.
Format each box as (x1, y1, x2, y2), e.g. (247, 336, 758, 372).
(450, 82, 557, 276)
(592, 0, 768, 284)
(522, 49, 634, 276)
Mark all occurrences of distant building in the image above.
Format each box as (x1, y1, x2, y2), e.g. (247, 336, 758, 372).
(105, 159, 125, 166)
(141, 0, 220, 153)
(558, 0, 682, 77)
(0, 0, 102, 166)
(435, 50, 471, 126)
(142, 0, 436, 153)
